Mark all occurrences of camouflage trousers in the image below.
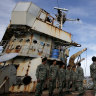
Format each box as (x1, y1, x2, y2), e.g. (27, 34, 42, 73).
(72, 80, 77, 91)
(59, 81, 65, 96)
(93, 78, 96, 92)
(49, 79, 56, 95)
(35, 80, 44, 96)
(66, 80, 70, 91)
(76, 81, 83, 94)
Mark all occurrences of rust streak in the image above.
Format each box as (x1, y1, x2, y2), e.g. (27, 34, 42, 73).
(30, 34, 33, 44)
(32, 81, 36, 92)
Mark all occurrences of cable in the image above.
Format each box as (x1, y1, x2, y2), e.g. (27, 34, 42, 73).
(85, 50, 87, 76)
(57, 0, 59, 7)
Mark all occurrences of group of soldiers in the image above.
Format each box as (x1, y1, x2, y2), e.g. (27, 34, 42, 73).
(35, 57, 84, 96)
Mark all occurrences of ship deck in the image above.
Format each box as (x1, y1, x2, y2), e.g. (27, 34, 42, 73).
(0, 90, 94, 96)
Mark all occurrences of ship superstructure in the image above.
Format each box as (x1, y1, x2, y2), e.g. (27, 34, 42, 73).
(0, 2, 83, 94)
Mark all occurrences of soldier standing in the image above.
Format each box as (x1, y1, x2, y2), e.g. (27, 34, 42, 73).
(35, 57, 47, 96)
(66, 65, 71, 92)
(58, 64, 66, 96)
(76, 62, 84, 95)
(90, 56, 96, 95)
(49, 60, 58, 96)
(71, 65, 77, 92)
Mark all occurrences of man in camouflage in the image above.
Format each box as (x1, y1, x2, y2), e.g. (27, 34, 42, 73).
(71, 65, 77, 92)
(49, 60, 58, 96)
(58, 64, 66, 96)
(76, 62, 84, 95)
(66, 65, 71, 92)
(35, 57, 47, 96)
(90, 56, 96, 95)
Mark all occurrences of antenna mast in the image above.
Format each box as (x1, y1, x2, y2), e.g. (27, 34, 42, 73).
(54, 7, 80, 29)
(54, 7, 68, 29)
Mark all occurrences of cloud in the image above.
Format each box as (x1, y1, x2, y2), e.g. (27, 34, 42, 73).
(81, 54, 96, 76)
(0, 0, 16, 19)
(82, 43, 96, 52)
(0, 0, 16, 41)
(64, 20, 96, 44)
(68, 7, 89, 17)
(0, 25, 7, 41)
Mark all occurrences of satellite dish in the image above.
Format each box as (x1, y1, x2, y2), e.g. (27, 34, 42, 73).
(0, 53, 18, 62)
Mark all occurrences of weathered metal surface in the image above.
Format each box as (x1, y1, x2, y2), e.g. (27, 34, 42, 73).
(0, 65, 16, 86)
(8, 57, 41, 92)
(0, 1, 82, 95)
(4, 33, 52, 58)
(11, 2, 40, 27)
(0, 57, 41, 93)
(69, 48, 87, 67)
(32, 19, 71, 42)
(11, 2, 72, 43)
(0, 64, 16, 94)
(9, 81, 37, 92)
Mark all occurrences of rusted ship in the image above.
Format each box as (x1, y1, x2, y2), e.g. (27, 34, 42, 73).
(0, 2, 93, 96)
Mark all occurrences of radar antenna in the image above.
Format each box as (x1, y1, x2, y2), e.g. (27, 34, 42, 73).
(54, 7, 80, 29)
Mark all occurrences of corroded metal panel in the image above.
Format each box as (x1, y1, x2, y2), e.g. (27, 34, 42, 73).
(9, 81, 37, 92)
(0, 57, 41, 92)
(4, 34, 52, 58)
(28, 58, 42, 81)
(9, 57, 41, 92)
(16, 59, 31, 76)
(32, 20, 71, 42)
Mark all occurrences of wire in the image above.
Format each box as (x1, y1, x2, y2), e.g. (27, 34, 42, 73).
(57, 0, 59, 7)
(86, 50, 87, 76)
(85, 50, 87, 76)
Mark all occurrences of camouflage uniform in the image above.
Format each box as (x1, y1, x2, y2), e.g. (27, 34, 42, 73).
(42, 63, 50, 89)
(76, 66, 84, 94)
(35, 64, 47, 96)
(90, 62, 96, 92)
(71, 70, 77, 91)
(66, 69, 71, 91)
(58, 67, 66, 96)
(49, 65, 58, 95)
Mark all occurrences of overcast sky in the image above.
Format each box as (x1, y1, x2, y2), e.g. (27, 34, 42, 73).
(0, 0, 96, 76)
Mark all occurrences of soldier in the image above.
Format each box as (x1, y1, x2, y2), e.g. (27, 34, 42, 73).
(58, 64, 66, 96)
(90, 56, 96, 95)
(66, 65, 71, 92)
(76, 62, 84, 95)
(71, 65, 77, 92)
(49, 60, 58, 96)
(35, 57, 47, 96)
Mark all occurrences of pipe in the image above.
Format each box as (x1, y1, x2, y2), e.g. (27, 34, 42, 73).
(0, 77, 8, 89)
